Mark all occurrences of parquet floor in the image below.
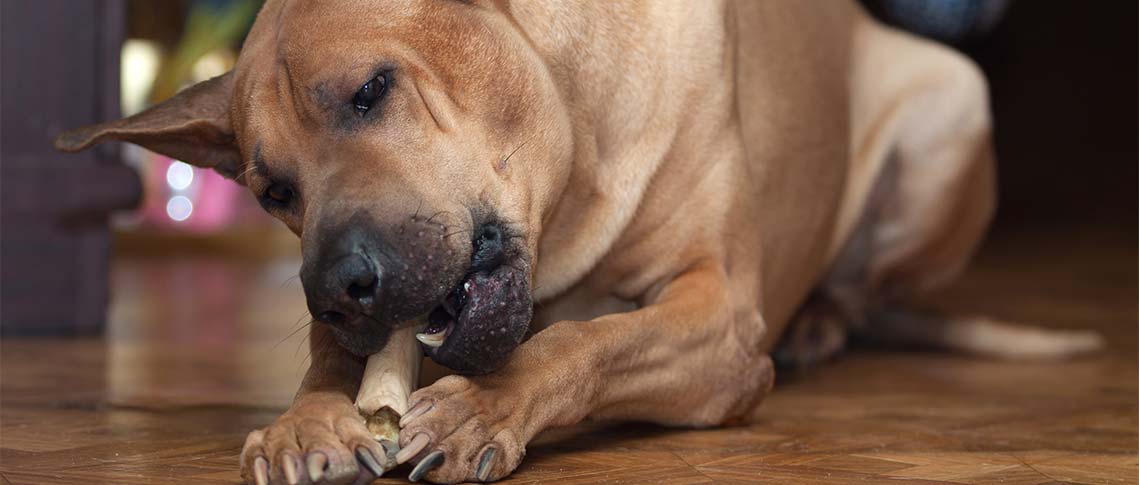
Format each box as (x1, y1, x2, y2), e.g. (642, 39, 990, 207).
(1, 222, 1135, 484)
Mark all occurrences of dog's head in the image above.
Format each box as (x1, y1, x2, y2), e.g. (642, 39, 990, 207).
(55, 0, 574, 374)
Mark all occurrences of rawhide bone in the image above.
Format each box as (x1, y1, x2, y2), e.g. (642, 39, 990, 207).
(355, 321, 423, 467)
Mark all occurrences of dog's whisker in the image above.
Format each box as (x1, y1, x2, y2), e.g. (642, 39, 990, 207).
(287, 311, 312, 330)
(498, 136, 535, 170)
(425, 210, 450, 225)
(293, 322, 313, 358)
(300, 328, 330, 371)
(443, 229, 473, 239)
(233, 162, 259, 183)
(274, 318, 313, 351)
(279, 273, 302, 289)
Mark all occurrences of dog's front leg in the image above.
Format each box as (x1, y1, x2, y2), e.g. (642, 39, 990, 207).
(397, 261, 775, 483)
(240, 324, 389, 485)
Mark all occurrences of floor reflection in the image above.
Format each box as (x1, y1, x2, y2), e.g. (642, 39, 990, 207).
(106, 257, 309, 409)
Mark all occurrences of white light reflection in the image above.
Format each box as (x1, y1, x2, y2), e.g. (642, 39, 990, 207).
(165, 196, 194, 222)
(165, 161, 194, 191)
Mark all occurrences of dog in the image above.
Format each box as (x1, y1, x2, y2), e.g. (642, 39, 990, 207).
(56, 1, 1104, 483)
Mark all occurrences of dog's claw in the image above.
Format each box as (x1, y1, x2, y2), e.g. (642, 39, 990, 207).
(396, 433, 430, 464)
(282, 454, 300, 485)
(253, 456, 269, 485)
(399, 402, 431, 427)
(408, 450, 444, 482)
(306, 452, 328, 482)
(476, 447, 496, 481)
(379, 439, 400, 464)
(356, 447, 386, 477)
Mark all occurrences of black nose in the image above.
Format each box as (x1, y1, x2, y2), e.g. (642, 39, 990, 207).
(301, 212, 473, 338)
(302, 228, 382, 326)
(470, 223, 506, 272)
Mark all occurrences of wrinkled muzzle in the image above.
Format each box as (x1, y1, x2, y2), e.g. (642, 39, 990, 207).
(300, 210, 532, 374)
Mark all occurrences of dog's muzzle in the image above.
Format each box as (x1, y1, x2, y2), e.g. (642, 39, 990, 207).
(300, 212, 532, 374)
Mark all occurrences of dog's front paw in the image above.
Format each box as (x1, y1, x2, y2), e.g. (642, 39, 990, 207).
(240, 394, 393, 484)
(395, 375, 528, 483)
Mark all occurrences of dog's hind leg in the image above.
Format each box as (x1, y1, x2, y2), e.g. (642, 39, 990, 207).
(841, 25, 1103, 360)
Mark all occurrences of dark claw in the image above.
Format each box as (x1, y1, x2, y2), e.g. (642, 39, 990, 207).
(379, 439, 400, 466)
(476, 448, 496, 482)
(408, 450, 445, 482)
(399, 401, 432, 427)
(356, 447, 386, 477)
(396, 433, 430, 464)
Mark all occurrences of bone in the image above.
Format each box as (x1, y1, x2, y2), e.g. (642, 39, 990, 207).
(356, 321, 424, 450)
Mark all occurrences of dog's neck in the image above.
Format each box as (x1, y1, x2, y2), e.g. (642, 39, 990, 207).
(509, 0, 742, 300)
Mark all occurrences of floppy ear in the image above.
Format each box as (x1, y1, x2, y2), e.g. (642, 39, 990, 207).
(53, 72, 243, 180)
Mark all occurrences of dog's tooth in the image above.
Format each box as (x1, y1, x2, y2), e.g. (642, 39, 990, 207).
(416, 332, 445, 348)
(464, 281, 472, 292)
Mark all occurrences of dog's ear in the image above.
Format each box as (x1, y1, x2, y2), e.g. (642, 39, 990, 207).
(54, 72, 243, 180)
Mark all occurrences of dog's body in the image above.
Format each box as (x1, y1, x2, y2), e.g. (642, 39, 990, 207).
(57, 1, 1102, 483)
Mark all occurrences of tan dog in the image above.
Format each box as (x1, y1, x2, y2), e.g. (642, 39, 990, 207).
(56, 1, 1102, 483)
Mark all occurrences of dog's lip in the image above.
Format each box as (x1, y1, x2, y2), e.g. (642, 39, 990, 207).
(418, 253, 527, 358)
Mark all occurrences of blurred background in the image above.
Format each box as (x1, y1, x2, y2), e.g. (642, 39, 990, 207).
(0, 0, 1135, 399)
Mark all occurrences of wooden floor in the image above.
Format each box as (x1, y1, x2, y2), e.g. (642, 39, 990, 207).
(1, 222, 1136, 484)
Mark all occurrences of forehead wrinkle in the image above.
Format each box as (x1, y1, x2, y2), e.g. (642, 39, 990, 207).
(231, 3, 299, 169)
(251, 143, 270, 177)
(382, 33, 468, 118)
(399, 6, 511, 113)
(276, 1, 347, 132)
(277, 48, 329, 132)
(233, 69, 282, 172)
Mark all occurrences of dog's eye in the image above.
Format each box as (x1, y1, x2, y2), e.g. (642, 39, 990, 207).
(353, 74, 388, 116)
(261, 183, 295, 209)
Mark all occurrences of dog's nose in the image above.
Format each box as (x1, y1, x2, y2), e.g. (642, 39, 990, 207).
(302, 226, 384, 326)
(336, 253, 380, 306)
(343, 258, 379, 307)
(300, 211, 471, 340)
(315, 253, 381, 325)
